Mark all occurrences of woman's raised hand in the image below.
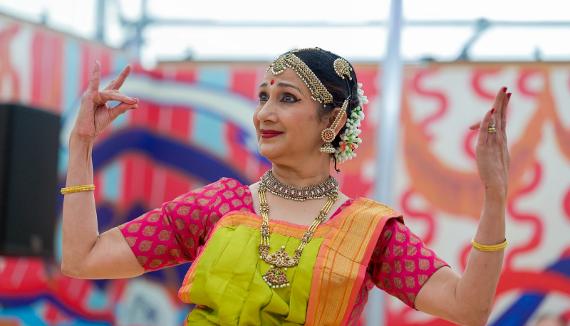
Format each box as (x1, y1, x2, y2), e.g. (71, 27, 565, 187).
(71, 62, 138, 142)
(469, 87, 512, 198)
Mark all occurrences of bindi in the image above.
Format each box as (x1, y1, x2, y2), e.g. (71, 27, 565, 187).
(270, 79, 275, 85)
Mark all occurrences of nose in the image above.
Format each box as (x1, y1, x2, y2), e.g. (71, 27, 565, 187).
(256, 100, 276, 123)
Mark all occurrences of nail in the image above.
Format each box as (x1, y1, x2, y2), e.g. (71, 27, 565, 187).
(491, 108, 496, 114)
(502, 87, 507, 93)
(507, 93, 512, 99)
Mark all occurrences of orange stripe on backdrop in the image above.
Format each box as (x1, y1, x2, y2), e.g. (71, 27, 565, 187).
(402, 67, 569, 221)
(306, 199, 397, 326)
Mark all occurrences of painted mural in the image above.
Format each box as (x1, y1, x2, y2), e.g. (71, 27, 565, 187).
(1, 13, 569, 325)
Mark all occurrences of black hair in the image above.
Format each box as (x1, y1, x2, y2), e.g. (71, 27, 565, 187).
(292, 48, 361, 171)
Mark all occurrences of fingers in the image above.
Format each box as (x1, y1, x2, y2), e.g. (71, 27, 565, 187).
(493, 87, 507, 133)
(477, 108, 495, 145)
(98, 90, 138, 105)
(502, 92, 512, 132)
(88, 61, 101, 92)
(471, 88, 512, 134)
(108, 102, 138, 121)
(104, 65, 131, 91)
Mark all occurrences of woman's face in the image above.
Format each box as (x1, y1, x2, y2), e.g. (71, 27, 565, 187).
(253, 68, 329, 164)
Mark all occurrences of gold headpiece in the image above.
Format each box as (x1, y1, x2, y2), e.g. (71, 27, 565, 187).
(268, 49, 334, 104)
(268, 49, 363, 160)
(333, 58, 353, 80)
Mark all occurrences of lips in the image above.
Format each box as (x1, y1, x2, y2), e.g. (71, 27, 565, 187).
(260, 129, 283, 138)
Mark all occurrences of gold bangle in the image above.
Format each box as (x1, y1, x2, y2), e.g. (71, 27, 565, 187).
(471, 239, 508, 252)
(61, 184, 96, 195)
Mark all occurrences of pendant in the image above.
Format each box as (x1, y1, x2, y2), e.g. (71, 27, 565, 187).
(262, 265, 290, 289)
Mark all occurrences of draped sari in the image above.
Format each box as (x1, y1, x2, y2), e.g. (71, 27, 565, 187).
(119, 178, 448, 325)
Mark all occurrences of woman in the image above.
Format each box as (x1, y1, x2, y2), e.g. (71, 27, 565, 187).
(61, 48, 511, 325)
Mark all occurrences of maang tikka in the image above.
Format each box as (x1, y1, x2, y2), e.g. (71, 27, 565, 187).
(320, 58, 353, 154)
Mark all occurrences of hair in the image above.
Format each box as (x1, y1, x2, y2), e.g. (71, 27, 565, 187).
(291, 48, 361, 170)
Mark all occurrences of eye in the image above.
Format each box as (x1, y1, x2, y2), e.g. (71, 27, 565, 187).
(282, 93, 299, 103)
(258, 91, 269, 102)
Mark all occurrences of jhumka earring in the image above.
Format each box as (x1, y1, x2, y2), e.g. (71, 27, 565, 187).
(320, 57, 353, 154)
(320, 100, 348, 154)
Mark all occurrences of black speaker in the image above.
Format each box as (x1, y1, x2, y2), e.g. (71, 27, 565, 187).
(0, 103, 60, 257)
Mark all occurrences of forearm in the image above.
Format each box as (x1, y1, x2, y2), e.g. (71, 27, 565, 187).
(456, 191, 506, 324)
(61, 134, 99, 274)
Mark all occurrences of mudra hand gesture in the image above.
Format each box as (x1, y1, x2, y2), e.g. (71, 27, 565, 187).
(470, 87, 512, 199)
(72, 62, 138, 142)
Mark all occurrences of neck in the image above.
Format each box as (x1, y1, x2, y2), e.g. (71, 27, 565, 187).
(270, 159, 332, 188)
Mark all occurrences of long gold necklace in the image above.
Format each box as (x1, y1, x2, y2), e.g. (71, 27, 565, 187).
(258, 176, 338, 289)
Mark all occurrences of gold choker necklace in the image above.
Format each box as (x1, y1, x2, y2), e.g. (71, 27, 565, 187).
(260, 170, 338, 202)
(258, 184, 337, 288)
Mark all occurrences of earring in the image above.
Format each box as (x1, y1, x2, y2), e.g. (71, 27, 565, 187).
(320, 100, 348, 154)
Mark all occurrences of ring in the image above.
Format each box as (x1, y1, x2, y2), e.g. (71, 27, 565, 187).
(487, 127, 497, 133)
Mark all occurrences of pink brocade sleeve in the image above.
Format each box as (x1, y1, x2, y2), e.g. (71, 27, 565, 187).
(369, 218, 449, 308)
(118, 178, 252, 272)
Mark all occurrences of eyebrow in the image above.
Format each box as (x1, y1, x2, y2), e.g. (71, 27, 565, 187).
(258, 81, 303, 95)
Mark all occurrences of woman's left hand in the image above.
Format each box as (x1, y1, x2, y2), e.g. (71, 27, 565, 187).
(469, 87, 511, 199)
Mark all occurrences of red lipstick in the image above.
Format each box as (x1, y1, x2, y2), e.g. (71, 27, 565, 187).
(260, 129, 283, 138)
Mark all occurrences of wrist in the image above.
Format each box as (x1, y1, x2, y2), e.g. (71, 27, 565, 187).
(484, 188, 507, 203)
(69, 131, 95, 148)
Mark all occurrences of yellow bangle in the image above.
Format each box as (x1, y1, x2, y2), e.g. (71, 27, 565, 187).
(60, 184, 96, 195)
(471, 239, 508, 252)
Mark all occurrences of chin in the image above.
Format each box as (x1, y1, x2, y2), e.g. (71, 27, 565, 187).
(258, 144, 278, 160)
(258, 142, 286, 162)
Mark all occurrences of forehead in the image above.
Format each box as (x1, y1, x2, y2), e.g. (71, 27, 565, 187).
(261, 68, 307, 92)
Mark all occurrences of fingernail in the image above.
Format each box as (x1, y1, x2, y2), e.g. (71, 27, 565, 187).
(502, 87, 507, 93)
(507, 93, 512, 99)
(491, 108, 496, 114)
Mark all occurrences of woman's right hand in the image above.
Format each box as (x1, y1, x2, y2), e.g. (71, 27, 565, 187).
(71, 61, 138, 143)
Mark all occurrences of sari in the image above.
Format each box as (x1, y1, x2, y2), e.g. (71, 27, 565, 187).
(119, 178, 448, 325)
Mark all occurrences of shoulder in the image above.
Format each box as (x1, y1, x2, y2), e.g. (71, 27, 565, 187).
(354, 197, 403, 220)
(166, 177, 251, 212)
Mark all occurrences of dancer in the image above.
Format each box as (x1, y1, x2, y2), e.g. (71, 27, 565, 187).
(61, 48, 511, 325)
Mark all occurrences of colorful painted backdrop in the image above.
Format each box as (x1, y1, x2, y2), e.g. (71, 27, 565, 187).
(1, 13, 569, 325)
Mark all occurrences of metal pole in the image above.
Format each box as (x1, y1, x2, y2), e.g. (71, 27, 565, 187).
(366, 0, 403, 325)
(95, 0, 106, 43)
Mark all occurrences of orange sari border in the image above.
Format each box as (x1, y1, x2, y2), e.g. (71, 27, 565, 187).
(305, 198, 400, 326)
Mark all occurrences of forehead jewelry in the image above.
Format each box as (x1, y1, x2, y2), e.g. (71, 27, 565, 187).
(270, 79, 275, 85)
(268, 50, 334, 105)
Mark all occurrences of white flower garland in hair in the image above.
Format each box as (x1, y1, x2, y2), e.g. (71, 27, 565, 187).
(335, 83, 367, 163)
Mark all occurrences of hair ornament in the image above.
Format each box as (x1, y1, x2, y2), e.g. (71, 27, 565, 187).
(335, 82, 367, 163)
